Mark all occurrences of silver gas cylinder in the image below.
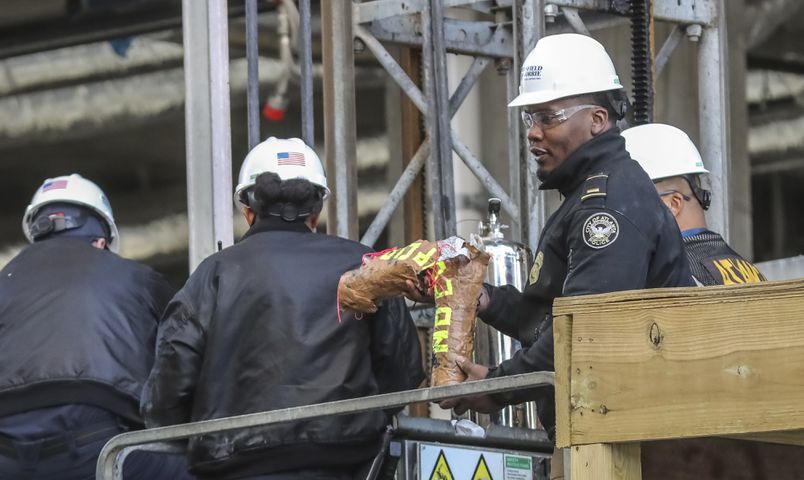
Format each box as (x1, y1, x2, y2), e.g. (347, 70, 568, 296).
(473, 198, 535, 429)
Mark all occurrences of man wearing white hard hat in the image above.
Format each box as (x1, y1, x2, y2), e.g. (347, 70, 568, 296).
(143, 137, 424, 479)
(433, 34, 694, 477)
(623, 123, 765, 285)
(0, 174, 191, 479)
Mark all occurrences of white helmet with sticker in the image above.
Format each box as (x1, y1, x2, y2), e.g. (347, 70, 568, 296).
(22, 174, 119, 252)
(508, 33, 624, 107)
(234, 137, 329, 210)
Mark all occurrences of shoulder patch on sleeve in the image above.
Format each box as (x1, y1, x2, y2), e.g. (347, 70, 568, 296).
(582, 212, 619, 249)
(580, 173, 608, 203)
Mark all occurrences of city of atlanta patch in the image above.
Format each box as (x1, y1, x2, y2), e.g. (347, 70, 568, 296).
(583, 212, 619, 249)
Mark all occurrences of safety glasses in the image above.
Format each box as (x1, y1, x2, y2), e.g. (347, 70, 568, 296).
(521, 104, 599, 130)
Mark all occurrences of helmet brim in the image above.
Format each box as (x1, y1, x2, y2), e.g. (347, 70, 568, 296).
(508, 85, 624, 108)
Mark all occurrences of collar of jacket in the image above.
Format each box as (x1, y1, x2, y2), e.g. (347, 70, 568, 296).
(538, 128, 626, 197)
(241, 216, 313, 240)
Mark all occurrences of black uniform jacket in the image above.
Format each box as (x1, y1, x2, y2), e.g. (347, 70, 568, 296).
(0, 237, 174, 423)
(683, 229, 766, 286)
(141, 218, 425, 479)
(480, 129, 694, 435)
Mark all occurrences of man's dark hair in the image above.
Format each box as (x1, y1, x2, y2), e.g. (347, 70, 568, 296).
(248, 172, 324, 221)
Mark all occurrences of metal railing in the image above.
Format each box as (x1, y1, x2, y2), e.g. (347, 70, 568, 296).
(96, 371, 554, 479)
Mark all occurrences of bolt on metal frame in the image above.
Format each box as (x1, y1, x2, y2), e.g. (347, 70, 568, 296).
(96, 372, 555, 479)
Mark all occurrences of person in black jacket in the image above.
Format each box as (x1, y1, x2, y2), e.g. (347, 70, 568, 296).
(622, 123, 765, 286)
(0, 174, 190, 479)
(407, 34, 693, 479)
(142, 137, 424, 480)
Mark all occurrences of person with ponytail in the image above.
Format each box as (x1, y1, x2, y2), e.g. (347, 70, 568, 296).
(142, 138, 424, 480)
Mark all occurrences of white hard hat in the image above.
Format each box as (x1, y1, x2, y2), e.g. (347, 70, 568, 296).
(234, 137, 329, 209)
(22, 174, 120, 252)
(622, 123, 709, 181)
(508, 33, 623, 108)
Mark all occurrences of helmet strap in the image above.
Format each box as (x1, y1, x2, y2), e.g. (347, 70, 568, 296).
(30, 213, 85, 240)
(683, 175, 711, 211)
(266, 203, 311, 222)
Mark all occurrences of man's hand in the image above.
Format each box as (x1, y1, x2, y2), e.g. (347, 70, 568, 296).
(403, 279, 434, 304)
(439, 356, 501, 415)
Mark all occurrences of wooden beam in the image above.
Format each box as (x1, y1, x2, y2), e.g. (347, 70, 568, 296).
(553, 279, 804, 446)
(399, 47, 426, 242)
(728, 430, 804, 447)
(553, 314, 573, 448)
(571, 443, 642, 480)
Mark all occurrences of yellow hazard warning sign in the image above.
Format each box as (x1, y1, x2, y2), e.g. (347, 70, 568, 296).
(472, 454, 494, 480)
(428, 449, 455, 480)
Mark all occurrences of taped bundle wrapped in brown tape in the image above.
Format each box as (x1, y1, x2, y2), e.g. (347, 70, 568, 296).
(338, 239, 439, 314)
(431, 241, 490, 386)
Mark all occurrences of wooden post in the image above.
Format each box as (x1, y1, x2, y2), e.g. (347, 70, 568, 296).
(399, 47, 426, 242)
(571, 443, 642, 480)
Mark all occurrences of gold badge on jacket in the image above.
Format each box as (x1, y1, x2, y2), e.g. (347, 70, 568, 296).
(529, 251, 544, 285)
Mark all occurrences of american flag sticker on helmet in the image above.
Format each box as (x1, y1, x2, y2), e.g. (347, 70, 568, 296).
(277, 152, 306, 166)
(42, 180, 68, 192)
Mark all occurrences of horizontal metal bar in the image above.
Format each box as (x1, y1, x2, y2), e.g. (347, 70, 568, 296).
(361, 142, 430, 246)
(452, 133, 521, 222)
(355, 0, 499, 24)
(547, 0, 715, 25)
(97, 372, 554, 478)
(394, 415, 553, 452)
(365, 17, 514, 58)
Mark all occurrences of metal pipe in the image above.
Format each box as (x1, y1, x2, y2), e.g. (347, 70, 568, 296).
(655, 24, 683, 78)
(521, 0, 545, 253)
(97, 372, 556, 479)
(208, 0, 235, 254)
(452, 134, 521, 221)
(245, 0, 260, 150)
(355, 27, 427, 111)
(393, 416, 553, 452)
(182, 0, 234, 272)
(422, 0, 457, 239)
(322, 0, 358, 239)
(361, 142, 429, 247)
(298, 0, 315, 146)
(560, 7, 590, 35)
(448, 56, 491, 117)
(698, 0, 731, 241)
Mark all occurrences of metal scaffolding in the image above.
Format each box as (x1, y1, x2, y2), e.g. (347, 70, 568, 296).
(317, 0, 731, 250)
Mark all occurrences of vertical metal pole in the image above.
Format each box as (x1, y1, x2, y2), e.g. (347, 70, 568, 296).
(299, 0, 315, 146)
(698, 0, 731, 242)
(322, 0, 358, 239)
(182, 0, 234, 272)
(245, 0, 260, 151)
(422, 0, 456, 239)
(510, 0, 543, 253)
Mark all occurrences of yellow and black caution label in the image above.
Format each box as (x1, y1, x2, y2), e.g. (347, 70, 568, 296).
(703, 256, 765, 285)
(429, 450, 454, 480)
(472, 454, 494, 480)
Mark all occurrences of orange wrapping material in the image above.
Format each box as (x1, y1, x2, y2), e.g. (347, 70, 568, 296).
(430, 244, 490, 386)
(338, 240, 439, 314)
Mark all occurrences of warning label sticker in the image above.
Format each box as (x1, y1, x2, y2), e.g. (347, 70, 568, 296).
(472, 454, 493, 480)
(503, 454, 533, 480)
(429, 450, 455, 480)
(419, 443, 539, 480)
